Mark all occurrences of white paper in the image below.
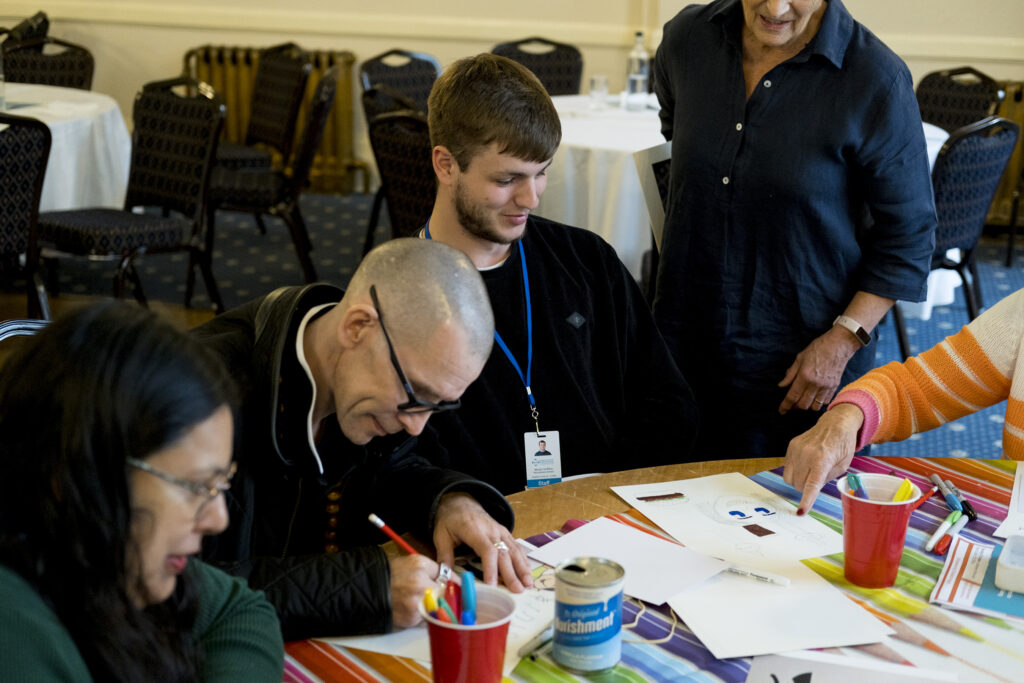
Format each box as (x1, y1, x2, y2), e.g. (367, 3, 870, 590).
(746, 649, 958, 682)
(994, 465, 1024, 538)
(320, 587, 555, 677)
(613, 473, 842, 571)
(669, 561, 893, 659)
(526, 517, 727, 604)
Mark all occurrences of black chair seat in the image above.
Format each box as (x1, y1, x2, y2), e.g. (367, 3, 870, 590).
(215, 141, 273, 171)
(39, 209, 189, 255)
(208, 167, 287, 208)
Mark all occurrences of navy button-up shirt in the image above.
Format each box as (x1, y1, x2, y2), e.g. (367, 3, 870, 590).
(653, 0, 936, 392)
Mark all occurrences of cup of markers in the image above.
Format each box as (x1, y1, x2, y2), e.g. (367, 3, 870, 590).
(419, 572, 516, 683)
(840, 472, 922, 588)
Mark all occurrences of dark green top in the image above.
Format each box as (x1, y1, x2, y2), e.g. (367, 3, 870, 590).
(0, 559, 284, 682)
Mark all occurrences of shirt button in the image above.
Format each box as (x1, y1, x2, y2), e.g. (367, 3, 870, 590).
(764, 79, 772, 88)
(736, 123, 743, 131)
(722, 176, 730, 185)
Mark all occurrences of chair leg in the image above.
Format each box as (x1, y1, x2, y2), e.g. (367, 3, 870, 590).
(254, 213, 267, 235)
(27, 271, 50, 320)
(960, 267, 980, 321)
(891, 304, 911, 361)
(281, 205, 318, 283)
(117, 256, 149, 308)
(193, 247, 224, 314)
(362, 188, 385, 257)
(188, 205, 217, 307)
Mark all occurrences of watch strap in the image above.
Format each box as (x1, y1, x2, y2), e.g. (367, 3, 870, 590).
(833, 315, 871, 347)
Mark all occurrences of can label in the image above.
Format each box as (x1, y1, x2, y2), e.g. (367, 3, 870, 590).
(553, 558, 624, 673)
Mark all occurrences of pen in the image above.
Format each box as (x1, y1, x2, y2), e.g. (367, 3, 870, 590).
(725, 564, 791, 587)
(925, 510, 961, 552)
(516, 624, 553, 658)
(847, 473, 869, 500)
(947, 481, 978, 522)
(934, 514, 969, 556)
(423, 587, 440, 619)
(892, 477, 915, 502)
(368, 513, 418, 555)
(444, 579, 461, 623)
(460, 571, 477, 625)
(436, 594, 458, 623)
(910, 486, 938, 511)
(928, 474, 962, 513)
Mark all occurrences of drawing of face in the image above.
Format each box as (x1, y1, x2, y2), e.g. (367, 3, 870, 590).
(713, 496, 779, 524)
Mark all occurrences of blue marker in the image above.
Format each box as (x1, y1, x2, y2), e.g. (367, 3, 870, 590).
(929, 474, 962, 513)
(846, 473, 869, 500)
(460, 570, 476, 625)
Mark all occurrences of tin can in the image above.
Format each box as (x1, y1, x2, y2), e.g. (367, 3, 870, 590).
(553, 556, 625, 673)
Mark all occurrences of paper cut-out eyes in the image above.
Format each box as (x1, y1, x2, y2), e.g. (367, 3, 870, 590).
(754, 507, 775, 516)
(728, 510, 751, 520)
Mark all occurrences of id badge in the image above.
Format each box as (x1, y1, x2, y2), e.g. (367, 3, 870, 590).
(525, 431, 561, 488)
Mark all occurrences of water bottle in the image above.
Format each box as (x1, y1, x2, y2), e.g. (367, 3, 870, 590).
(625, 31, 649, 111)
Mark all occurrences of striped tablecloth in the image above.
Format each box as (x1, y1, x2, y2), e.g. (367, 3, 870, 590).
(284, 457, 1021, 682)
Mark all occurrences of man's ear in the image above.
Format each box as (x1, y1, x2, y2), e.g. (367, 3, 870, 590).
(433, 145, 456, 186)
(337, 304, 377, 349)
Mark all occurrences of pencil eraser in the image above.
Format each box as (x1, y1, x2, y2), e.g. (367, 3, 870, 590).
(995, 535, 1024, 593)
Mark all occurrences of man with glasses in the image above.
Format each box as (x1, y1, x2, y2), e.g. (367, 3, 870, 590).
(415, 54, 698, 494)
(192, 238, 531, 639)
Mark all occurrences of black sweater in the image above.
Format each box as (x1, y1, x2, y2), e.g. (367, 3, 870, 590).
(421, 216, 699, 494)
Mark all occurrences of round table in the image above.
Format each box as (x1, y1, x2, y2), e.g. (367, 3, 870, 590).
(3, 82, 131, 212)
(537, 94, 663, 281)
(506, 457, 783, 538)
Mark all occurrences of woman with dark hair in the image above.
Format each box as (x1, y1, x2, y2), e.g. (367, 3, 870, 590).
(0, 303, 283, 681)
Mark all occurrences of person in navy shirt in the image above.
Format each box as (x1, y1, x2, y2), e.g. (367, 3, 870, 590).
(652, 0, 936, 458)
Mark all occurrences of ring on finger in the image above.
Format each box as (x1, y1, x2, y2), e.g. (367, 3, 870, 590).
(493, 540, 510, 552)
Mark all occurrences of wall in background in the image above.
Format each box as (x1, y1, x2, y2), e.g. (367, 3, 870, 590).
(4, 0, 1023, 186)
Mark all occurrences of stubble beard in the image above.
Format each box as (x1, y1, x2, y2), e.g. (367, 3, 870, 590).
(454, 177, 520, 245)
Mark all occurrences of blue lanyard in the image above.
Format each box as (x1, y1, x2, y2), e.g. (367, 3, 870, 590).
(423, 222, 539, 424)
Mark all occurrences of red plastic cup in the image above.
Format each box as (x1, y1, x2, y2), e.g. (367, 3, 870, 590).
(841, 473, 922, 588)
(418, 583, 516, 683)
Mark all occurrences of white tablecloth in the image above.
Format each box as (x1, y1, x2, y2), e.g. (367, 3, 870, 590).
(4, 83, 131, 212)
(538, 94, 663, 279)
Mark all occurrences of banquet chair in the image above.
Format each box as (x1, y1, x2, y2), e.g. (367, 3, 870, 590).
(2, 37, 94, 90)
(916, 67, 1005, 134)
(0, 11, 49, 48)
(0, 113, 51, 319)
(891, 116, 1018, 360)
(359, 49, 440, 114)
(214, 42, 312, 173)
(491, 37, 582, 96)
(360, 84, 419, 254)
(36, 77, 227, 313)
(202, 67, 338, 288)
(364, 110, 435, 253)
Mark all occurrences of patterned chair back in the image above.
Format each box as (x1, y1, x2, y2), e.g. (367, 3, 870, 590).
(127, 78, 225, 228)
(491, 36, 583, 96)
(2, 37, 94, 90)
(360, 49, 441, 114)
(361, 83, 418, 125)
(245, 42, 312, 163)
(367, 110, 435, 239)
(290, 67, 339, 194)
(0, 113, 50, 261)
(916, 67, 1004, 134)
(931, 116, 1019, 262)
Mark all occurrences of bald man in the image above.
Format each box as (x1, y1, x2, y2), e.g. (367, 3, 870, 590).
(193, 239, 530, 640)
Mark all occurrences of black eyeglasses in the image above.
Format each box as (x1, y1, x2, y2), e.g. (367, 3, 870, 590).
(127, 457, 236, 514)
(370, 285, 462, 415)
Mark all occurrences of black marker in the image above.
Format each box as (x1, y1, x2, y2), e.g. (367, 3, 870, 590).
(947, 481, 978, 522)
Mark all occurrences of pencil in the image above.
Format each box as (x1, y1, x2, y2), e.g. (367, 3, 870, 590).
(368, 513, 418, 555)
(803, 557, 982, 641)
(847, 595, 949, 655)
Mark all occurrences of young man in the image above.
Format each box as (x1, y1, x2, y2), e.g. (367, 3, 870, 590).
(193, 239, 532, 639)
(418, 54, 698, 494)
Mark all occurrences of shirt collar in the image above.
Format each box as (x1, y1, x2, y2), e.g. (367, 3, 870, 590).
(294, 302, 336, 475)
(708, 0, 852, 70)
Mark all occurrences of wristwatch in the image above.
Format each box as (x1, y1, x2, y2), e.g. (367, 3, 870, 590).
(833, 315, 871, 347)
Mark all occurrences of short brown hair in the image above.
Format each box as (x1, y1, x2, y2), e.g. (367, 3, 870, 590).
(428, 53, 561, 169)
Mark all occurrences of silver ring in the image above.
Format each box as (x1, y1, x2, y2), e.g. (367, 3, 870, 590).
(493, 540, 510, 552)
